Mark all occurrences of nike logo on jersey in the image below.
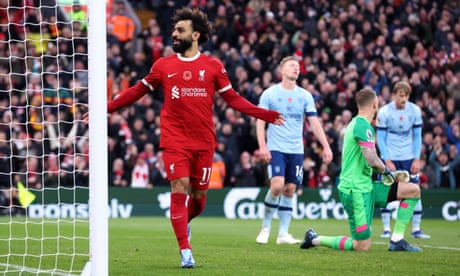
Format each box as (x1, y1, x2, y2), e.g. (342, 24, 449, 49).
(167, 73, 178, 78)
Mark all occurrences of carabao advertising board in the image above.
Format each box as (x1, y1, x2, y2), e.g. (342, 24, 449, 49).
(27, 187, 460, 221)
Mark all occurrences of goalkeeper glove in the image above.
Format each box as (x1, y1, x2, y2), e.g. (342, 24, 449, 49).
(393, 170, 410, 182)
(381, 167, 396, 186)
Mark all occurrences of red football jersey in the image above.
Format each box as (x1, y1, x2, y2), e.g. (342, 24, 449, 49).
(142, 53, 231, 150)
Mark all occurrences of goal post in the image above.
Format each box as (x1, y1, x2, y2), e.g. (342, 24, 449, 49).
(86, 0, 108, 275)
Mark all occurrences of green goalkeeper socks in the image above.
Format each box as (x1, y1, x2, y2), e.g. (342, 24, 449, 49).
(393, 198, 418, 236)
(320, 236, 354, 251)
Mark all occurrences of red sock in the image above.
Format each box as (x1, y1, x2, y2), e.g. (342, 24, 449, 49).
(188, 195, 207, 222)
(170, 193, 190, 250)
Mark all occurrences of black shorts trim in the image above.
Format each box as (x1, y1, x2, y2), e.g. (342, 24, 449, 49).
(387, 182, 398, 203)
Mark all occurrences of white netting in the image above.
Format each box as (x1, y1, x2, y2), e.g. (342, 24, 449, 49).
(0, 1, 90, 274)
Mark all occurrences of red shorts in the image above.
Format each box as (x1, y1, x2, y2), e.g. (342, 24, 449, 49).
(162, 148, 214, 190)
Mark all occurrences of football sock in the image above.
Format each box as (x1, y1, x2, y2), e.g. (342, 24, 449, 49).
(170, 193, 190, 250)
(380, 206, 391, 231)
(277, 195, 293, 236)
(262, 190, 279, 229)
(392, 197, 418, 242)
(188, 195, 206, 222)
(319, 236, 354, 251)
(411, 199, 423, 231)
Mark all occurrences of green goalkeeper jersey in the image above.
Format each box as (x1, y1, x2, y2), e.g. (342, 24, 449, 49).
(338, 115, 375, 194)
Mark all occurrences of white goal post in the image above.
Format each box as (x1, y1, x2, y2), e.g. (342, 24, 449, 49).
(86, 0, 108, 275)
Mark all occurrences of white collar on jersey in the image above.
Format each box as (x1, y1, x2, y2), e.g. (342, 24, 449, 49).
(177, 52, 201, 62)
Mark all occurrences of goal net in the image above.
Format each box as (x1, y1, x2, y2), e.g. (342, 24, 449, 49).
(0, 0, 107, 275)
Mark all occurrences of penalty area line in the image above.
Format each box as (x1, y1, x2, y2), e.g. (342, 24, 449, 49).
(373, 241, 460, 251)
(0, 263, 79, 276)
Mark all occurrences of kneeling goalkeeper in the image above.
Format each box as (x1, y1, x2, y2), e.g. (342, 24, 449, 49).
(300, 88, 421, 252)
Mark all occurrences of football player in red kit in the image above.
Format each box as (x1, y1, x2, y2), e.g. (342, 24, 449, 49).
(107, 8, 285, 268)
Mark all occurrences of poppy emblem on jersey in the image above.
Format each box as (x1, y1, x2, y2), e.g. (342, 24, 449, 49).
(199, 70, 205, 81)
(288, 97, 292, 102)
(183, 71, 192, 80)
(399, 116, 403, 121)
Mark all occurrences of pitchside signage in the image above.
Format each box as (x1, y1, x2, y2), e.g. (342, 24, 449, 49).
(27, 188, 460, 221)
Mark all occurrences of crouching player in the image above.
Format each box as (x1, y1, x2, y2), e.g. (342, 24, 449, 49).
(300, 88, 421, 252)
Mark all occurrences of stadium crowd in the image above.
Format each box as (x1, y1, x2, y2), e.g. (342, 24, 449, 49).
(1, 0, 460, 205)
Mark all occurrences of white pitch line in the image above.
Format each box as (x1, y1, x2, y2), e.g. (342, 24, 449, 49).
(0, 263, 79, 276)
(373, 241, 460, 251)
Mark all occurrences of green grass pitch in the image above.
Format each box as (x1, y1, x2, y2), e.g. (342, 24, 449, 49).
(1, 217, 459, 275)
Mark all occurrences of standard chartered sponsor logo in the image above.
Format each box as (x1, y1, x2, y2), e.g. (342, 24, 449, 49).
(223, 188, 348, 220)
(442, 201, 460, 221)
(181, 87, 207, 97)
(171, 86, 180, 99)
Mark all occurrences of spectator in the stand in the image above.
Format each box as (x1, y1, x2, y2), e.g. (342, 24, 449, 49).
(209, 151, 226, 189)
(108, 1, 135, 45)
(231, 151, 261, 187)
(215, 136, 234, 187)
(363, 58, 389, 95)
(130, 153, 152, 188)
(110, 158, 129, 187)
(128, 52, 150, 84)
(23, 156, 42, 189)
(141, 19, 164, 63)
(217, 122, 239, 165)
(74, 155, 89, 187)
(150, 150, 168, 187)
(141, 142, 156, 170)
(0, 131, 11, 188)
(429, 137, 460, 189)
(68, 2, 87, 31)
(43, 153, 60, 187)
(447, 119, 460, 153)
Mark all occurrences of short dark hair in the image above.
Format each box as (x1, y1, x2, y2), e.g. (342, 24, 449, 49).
(355, 88, 376, 108)
(172, 8, 212, 45)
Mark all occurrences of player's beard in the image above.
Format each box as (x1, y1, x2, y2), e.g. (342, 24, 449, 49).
(172, 37, 193, 54)
(396, 101, 406, 109)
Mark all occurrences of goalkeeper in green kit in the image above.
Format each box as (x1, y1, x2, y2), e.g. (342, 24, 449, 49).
(300, 88, 422, 252)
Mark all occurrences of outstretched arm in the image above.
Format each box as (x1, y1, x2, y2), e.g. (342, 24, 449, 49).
(108, 81, 150, 113)
(220, 89, 285, 125)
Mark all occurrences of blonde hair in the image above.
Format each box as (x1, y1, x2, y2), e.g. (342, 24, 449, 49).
(279, 56, 298, 67)
(392, 81, 412, 95)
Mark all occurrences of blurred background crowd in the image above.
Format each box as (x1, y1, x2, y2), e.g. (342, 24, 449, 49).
(1, 0, 460, 201)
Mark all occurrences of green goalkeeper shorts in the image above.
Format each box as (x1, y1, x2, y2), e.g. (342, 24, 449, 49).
(339, 181, 391, 240)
